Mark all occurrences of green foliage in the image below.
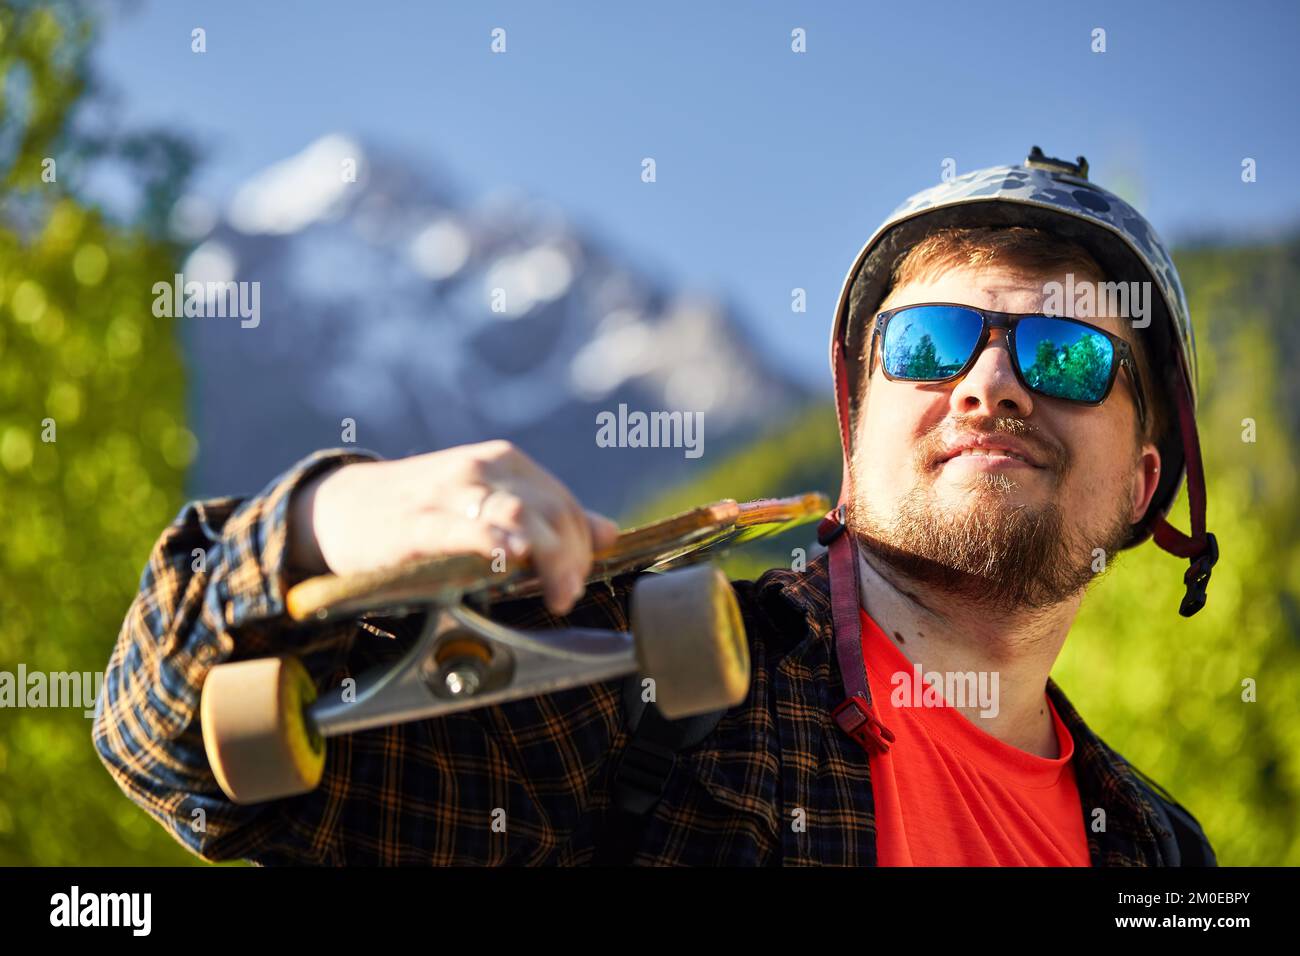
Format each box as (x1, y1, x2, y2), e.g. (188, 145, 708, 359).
(1056, 240, 1300, 866)
(1024, 330, 1110, 401)
(0, 2, 197, 865)
(892, 331, 942, 379)
(0, 4, 91, 194)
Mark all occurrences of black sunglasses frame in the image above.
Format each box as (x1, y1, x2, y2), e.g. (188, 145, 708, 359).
(868, 302, 1148, 431)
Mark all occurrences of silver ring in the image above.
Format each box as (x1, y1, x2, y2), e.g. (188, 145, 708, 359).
(465, 486, 500, 522)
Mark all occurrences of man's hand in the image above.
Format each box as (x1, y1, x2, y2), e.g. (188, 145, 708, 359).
(288, 441, 620, 616)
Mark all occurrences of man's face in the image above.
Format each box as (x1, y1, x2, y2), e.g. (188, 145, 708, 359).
(849, 263, 1162, 609)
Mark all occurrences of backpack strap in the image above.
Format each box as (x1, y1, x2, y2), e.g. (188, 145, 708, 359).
(593, 673, 725, 865)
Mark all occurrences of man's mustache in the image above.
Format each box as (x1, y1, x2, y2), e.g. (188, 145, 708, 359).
(918, 415, 1068, 474)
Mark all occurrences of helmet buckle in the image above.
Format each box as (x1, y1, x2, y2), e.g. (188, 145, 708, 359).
(1026, 145, 1089, 181)
(1178, 532, 1219, 618)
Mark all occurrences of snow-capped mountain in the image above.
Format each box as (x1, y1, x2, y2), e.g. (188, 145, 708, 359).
(175, 135, 812, 515)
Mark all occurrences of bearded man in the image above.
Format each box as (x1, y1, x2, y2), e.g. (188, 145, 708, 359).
(96, 148, 1218, 866)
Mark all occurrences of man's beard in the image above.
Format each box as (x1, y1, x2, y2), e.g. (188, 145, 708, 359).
(848, 420, 1135, 610)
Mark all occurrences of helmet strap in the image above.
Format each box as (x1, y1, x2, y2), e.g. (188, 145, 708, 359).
(1151, 367, 1218, 617)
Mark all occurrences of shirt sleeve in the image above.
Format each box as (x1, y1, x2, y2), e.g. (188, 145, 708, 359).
(92, 447, 382, 860)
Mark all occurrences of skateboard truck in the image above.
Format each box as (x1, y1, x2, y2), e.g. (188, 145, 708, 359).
(308, 601, 638, 738)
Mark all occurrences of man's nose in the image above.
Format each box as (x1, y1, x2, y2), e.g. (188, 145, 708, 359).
(948, 328, 1035, 419)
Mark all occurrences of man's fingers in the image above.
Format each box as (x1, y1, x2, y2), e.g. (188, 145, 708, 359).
(512, 507, 584, 615)
(406, 508, 575, 615)
(483, 480, 595, 616)
(406, 450, 610, 616)
(586, 510, 621, 551)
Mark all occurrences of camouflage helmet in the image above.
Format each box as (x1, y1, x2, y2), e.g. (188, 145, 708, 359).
(826, 147, 1217, 616)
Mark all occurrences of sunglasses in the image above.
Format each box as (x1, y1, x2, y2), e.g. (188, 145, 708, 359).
(868, 303, 1147, 430)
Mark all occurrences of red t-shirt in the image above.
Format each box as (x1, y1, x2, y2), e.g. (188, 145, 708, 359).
(860, 608, 1091, 866)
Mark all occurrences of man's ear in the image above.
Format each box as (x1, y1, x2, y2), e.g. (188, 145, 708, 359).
(1131, 441, 1162, 524)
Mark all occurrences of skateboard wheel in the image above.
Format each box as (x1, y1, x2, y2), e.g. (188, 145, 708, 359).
(200, 655, 325, 804)
(630, 563, 750, 720)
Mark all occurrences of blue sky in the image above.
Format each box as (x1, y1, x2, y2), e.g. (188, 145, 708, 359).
(93, 0, 1300, 389)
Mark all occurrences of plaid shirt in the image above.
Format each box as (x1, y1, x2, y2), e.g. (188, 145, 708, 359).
(94, 449, 1215, 866)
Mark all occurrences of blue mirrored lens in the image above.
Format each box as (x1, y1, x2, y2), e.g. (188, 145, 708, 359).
(1014, 317, 1114, 402)
(881, 306, 984, 380)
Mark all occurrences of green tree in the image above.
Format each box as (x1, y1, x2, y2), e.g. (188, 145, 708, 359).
(893, 332, 941, 379)
(0, 2, 198, 864)
(1026, 333, 1110, 402)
